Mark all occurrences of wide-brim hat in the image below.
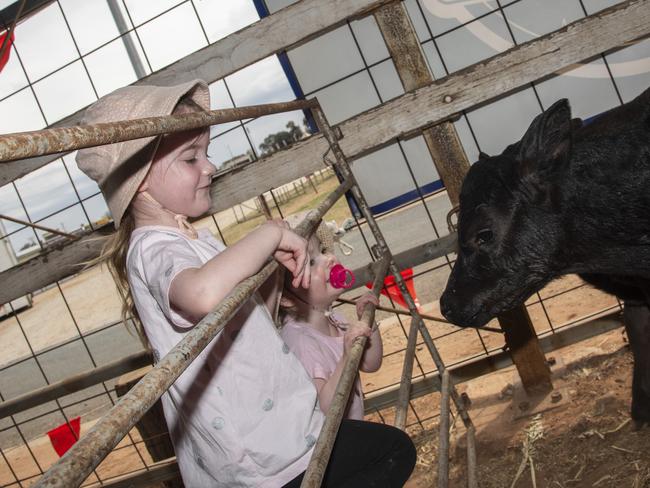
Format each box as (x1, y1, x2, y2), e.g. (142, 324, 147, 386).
(283, 211, 336, 255)
(76, 80, 210, 228)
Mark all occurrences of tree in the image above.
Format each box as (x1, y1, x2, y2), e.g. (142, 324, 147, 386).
(259, 126, 304, 156)
(286, 121, 303, 141)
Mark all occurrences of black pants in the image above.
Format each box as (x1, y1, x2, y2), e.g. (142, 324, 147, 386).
(283, 419, 416, 488)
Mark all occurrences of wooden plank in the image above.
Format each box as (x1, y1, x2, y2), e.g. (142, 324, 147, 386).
(0, 0, 392, 186)
(0, 227, 110, 305)
(0, 351, 151, 419)
(209, 0, 650, 212)
(374, 1, 470, 205)
(0, 212, 455, 315)
(205, 138, 330, 213)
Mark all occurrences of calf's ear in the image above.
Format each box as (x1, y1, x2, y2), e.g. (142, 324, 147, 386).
(517, 99, 572, 178)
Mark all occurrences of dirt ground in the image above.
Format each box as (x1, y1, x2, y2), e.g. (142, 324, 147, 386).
(402, 327, 650, 488)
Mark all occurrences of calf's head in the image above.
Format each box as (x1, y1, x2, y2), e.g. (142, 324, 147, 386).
(441, 99, 574, 327)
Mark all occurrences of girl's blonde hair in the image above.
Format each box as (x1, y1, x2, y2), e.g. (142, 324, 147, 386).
(103, 210, 146, 345)
(91, 96, 206, 348)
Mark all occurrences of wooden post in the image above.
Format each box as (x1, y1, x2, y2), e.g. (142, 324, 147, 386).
(498, 307, 552, 393)
(307, 174, 318, 193)
(374, 1, 551, 392)
(257, 193, 273, 219)
(374, 1, 469, 205)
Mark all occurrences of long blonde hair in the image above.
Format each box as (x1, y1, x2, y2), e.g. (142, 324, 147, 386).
(103, 210, 147, 346)
(91, 96, 206, 348)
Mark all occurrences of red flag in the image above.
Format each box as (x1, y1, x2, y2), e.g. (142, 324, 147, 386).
(367, 268, 421, 311)
(47, 417, 81, 457)
(0, 30, 15, 72)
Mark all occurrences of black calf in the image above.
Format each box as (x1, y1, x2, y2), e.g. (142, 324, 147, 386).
(440, 87, 650, 427)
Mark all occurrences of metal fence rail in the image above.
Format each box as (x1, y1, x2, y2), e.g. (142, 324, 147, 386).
(301, 256, 391, 487)
(0, 99, 318, 163)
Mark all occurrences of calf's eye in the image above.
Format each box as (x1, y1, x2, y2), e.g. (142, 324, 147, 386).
(475, 229, 493, 247)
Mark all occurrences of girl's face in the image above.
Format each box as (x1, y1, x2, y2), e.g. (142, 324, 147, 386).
(142, 129, 215, 217)
(291, 235, 341, 308)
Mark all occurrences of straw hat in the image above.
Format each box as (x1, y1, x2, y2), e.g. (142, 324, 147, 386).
(76, 80, 210, 227)
(283, 211, 336, 254)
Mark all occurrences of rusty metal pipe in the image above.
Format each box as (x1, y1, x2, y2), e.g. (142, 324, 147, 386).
(336, 296, 502, 333)
(35, 177, 353, 488)
(386, 256, 473, 428)
(0, 99, 319, 163)
(0, 213, 78, 240)
(301, 256, 391, 488)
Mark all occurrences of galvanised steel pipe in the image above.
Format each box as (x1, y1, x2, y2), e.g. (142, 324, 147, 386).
(0, 98, 319, 163)
(35, 176, 353, 488)
(438, 370, 451, 488)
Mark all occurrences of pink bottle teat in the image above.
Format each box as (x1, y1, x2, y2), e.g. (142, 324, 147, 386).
(329, 264, 355, 289)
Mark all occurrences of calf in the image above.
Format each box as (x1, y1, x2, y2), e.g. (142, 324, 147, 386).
(440, 87, 650, 427)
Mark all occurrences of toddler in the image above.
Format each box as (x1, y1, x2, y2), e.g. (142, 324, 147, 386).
(279, 214, 382, 420)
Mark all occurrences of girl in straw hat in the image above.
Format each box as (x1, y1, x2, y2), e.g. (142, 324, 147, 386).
(77, 80, 415, 487)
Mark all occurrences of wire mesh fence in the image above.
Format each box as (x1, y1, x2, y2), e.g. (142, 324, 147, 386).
(0, 0, 641, 485)
(0, 163, 622, 486)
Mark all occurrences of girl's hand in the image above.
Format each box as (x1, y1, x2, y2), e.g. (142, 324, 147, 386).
(343, 320, 371, 355)
(356, 293, 379, 319)
(271, 225, 311, 289)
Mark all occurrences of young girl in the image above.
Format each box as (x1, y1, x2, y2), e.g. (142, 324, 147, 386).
(279, 215, 382, 420)
(77, 80, 416, 487)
